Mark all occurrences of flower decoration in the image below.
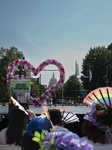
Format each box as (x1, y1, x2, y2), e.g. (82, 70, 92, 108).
(7, 59, 65, 106)
(84, 99, 99, 126)
(32, 131, 93, 150)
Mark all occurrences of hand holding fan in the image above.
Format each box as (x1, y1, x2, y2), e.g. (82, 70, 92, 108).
(42, 105, 54, 130)
(83, 87, 112, 107)
(11, 96, 28, 115)
(41, 108, 79, 124)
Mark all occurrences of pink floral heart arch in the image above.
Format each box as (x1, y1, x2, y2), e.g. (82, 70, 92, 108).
(7, 59, 65, 105)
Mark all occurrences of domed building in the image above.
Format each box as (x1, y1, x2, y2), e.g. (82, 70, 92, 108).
(48, 72, 57, 88)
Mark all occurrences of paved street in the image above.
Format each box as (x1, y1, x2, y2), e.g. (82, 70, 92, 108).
(0, 104, 91, 115)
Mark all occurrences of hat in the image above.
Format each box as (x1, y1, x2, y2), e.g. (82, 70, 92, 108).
(27, 116, 51, 137)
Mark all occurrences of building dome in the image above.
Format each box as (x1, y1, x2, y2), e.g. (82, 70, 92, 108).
(48, 72, 57, 88)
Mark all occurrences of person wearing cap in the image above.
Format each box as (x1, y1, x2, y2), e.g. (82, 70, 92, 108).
(21, 116, 52, 150)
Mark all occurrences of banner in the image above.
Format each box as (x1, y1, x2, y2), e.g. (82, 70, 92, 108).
(13, 80, 30, 93)
(89, 69, 92, 82)
(79, 90, 88, 98)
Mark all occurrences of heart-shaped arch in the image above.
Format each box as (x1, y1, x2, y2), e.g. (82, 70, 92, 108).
(7, 59, 65, 105)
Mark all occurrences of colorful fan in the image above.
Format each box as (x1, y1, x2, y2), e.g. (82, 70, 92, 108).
(11, 96, 29, 115)
(83, 87, 112, 107)
(41, 108, 79, 124)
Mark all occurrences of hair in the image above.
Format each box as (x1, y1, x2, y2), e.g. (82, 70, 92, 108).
(82, 103, 112, 144)
(49, 109, 62, 125)
(6, 106, 28, 146)
(21, 130, 41, 150)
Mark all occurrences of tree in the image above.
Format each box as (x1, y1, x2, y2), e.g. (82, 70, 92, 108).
(63, 75, 84, 98)
(107, 43, 112, 50)
(0, 46, 24, 78)
(30, 78, 40, 98)
(81, 46, 112, 90)
(0, 46, 24, 102)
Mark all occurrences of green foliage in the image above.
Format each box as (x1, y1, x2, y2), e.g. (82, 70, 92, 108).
(30, 78, 40, 98)
(0, 46, 24, 102)
(81, 46, 112, 90)
(107, 43, 112, 50)
(63, 75, 83, 98)
(0, 46, 23, 78)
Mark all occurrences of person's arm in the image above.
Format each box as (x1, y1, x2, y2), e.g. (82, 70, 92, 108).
(27, 110, 36, 118)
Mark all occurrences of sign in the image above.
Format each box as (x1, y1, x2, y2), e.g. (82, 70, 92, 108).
(13, 80, 30, 93)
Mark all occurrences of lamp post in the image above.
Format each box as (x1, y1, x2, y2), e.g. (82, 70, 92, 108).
(106, 65, 108, 86)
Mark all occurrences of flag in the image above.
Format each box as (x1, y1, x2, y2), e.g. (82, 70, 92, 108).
(89, 69, 92, 82)
(75, 61, 79, 76)
(79, 90, 88, 98)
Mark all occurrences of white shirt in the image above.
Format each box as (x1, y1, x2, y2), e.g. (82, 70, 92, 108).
(0, 127, 7, 145)
(54, 126, 69, 132)
(0, 127, 21, 150)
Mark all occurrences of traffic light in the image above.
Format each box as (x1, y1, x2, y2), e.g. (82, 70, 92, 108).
(37, 78, 39, 84)
(41, 85, 44, 90)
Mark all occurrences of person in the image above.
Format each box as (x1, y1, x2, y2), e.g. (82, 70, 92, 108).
(82, 99, 112, 149)
(0, 106, 36, 146)
(48, 109, 69, 132)
(52, 93, 57, 107)
(21, 116, 52, 150)
(21, 114, 93, 150)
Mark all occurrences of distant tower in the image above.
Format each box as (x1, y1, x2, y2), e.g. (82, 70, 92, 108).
(48, 72, 57, 88)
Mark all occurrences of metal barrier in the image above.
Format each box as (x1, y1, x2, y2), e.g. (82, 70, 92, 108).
(0, 89, 89, 106)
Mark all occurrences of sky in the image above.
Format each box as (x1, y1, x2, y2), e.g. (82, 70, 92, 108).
(1, 0, 112, 86)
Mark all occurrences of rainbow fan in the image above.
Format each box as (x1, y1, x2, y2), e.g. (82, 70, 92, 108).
(83, 87, 112, 107)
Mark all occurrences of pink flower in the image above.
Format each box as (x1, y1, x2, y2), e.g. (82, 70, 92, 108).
(35, 101, 39, 106)
(15, 59, 19, 64)
(7, 69, 9, 74)
(34, 72, 37, 76)
(10, 62, 14, 67)
(27, 63, 31, 67)
(23, 60, 28, 64)
(50, 86, 54, 90)
(32, 67, 35, 72)
(61, 67, 65, 73)
(33, 99, 36, 103)
(46, 99, 50, 102)
(50, 91, 53, 94)
(40, 96, 45, 100)
(52, 59, 56, 64)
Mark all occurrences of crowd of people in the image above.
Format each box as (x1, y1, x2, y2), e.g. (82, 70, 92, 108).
(1, 65, 112, 149)
(0, 97, 112, 150)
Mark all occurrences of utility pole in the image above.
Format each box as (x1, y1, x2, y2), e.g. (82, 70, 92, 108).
(39, 74, 41, 96)
(106, 65, 108, 86)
